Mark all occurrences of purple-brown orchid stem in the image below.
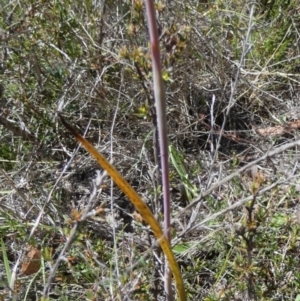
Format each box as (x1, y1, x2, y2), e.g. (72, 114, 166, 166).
(145, 0, 170, 240)
(144, 0, 172, 300)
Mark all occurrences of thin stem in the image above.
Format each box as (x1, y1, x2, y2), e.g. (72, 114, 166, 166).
(144, 1, 173, 300)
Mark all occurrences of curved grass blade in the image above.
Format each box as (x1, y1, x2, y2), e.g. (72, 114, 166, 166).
(58, 113, 186, 301)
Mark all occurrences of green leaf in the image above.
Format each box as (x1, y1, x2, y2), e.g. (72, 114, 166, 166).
(270, 213, 288, 228)
(1, 239, 11, 286)
(295, 294, 300, 301)
(173, 243, 193, 254)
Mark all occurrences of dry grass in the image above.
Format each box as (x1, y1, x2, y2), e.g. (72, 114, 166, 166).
(1, 0, 300, 300)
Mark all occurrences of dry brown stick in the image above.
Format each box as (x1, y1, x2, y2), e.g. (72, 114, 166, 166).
(0, 115, 37, 142)
(174, 139, 300, 222)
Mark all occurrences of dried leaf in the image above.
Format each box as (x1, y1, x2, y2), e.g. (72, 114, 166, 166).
(21, 247, 41, 275)
(133, 210, 144, 223)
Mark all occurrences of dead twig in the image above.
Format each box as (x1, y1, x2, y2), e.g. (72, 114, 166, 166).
(0, 115, 37, 142)
(174, 139, 300, 223)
